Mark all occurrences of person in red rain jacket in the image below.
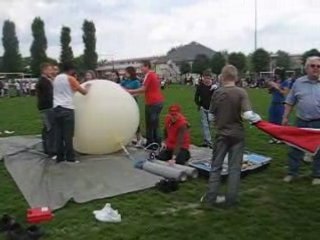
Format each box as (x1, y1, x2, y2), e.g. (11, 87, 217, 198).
(156, 104, 191, 165)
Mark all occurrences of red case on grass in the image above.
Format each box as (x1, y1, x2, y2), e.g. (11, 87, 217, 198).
(27, 207, 54, 224)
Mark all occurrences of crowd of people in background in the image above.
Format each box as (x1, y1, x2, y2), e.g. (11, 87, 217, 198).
(0, 79, 37, 97)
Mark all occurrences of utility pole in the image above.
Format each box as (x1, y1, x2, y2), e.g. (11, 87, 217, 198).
(254, 0, 258, 51)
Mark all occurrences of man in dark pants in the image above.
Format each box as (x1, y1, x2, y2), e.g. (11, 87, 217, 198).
(157, 105, 191, 165)
(201, 65, 260, 207)
(145, 104, 163, 147)
(128, 61, 164, 149)
(36, 63, 56, 157)
(53, 63, 90, 163)
(282, 56, 320, 185)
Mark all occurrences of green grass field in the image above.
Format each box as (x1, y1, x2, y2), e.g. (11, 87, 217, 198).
(0, 86, 319, 240)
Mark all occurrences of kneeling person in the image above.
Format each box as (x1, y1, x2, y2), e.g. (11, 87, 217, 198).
(157, 105, 191, 165)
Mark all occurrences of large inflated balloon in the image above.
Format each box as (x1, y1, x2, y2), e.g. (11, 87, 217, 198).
(74, 80, 140, 154)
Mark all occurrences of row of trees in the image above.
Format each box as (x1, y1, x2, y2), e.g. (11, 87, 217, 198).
(1, 18, 98, 76)
(180, 48, 320, 76)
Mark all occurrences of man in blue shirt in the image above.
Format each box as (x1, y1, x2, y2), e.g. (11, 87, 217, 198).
(282, 56, 320, 185)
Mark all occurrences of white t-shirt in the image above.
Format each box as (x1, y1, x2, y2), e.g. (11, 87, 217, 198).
(53, 74, 80, 109)
(15, 82, 21, 90)
(31, 83, 36, 90)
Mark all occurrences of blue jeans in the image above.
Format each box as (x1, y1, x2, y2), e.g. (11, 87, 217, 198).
(268, 103, 284, 125)
(145, 103, 163, 145)
(205, 135, 245, 205)
(54, 107, 75, 162)
(40, 108, 56, 155)
(200, 107, 213, 145)
(288, 118, 320, 178)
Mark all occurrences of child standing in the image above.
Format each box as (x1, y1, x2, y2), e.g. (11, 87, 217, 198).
(201, 65, 260, 207)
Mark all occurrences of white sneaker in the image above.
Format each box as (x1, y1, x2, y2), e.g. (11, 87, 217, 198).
(4, 130, 15, 134)
(64, 160, 80, 164)
(216, 196, 226, 204)
(95, 211, 121, 223)
(312, 178, 320, 186)
(303, 153, 313, 163)
(93, 203, 111, 215)
(200, 194, 206, 203)
(283, 175, 295, 183)
(268, 139, 276, 144)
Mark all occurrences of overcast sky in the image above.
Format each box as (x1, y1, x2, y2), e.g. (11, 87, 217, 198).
(0, 0, 319, 60)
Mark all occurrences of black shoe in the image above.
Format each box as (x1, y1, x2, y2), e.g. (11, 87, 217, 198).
(64, 160, 80, 164)
(26, 225, 44, 240)
(0, 214, 15, 232)
(156, 178, 179, 193)
(201, 143, 213, 148)
(6, 223, 27, 240)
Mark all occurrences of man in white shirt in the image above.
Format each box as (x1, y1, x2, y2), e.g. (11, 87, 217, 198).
(53, 62, 90, 163)
(15, 81, 21, 97)
(4, 81, 9, 96)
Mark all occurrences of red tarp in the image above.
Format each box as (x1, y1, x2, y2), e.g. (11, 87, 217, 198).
(255, 121, 320, 155)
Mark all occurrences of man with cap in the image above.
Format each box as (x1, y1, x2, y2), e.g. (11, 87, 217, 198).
(156, 105, 191, 165)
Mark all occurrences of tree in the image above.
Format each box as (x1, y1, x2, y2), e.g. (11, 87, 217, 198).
(179, 61, 191, 75)
(251, 48, 270, 73)
(21, 57, 32, 73)
(30, 17, 47, 76)
(210, 52, 226, 74)
(192, 54, 210, 74)
(74, 55, 84, 72)
(246, 53, 254, 72)
(60, 26, 74, 65)
(82, 20, 98, 70)
(228, 52, 247, 73)
(1, 20, 22, 72)
(47, 57, 58, 65)
(275, 50, 291, 70)
(302, 49, 320, 64)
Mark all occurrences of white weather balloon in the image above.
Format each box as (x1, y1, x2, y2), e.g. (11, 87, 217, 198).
(73, 80, 140, 154)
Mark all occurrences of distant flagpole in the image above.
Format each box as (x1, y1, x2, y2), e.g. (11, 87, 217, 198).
(254, 0, 258, 51)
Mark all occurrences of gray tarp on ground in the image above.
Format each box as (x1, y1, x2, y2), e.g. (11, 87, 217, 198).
(0, 136, 164, 210)
(0, 136, 212, 211)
